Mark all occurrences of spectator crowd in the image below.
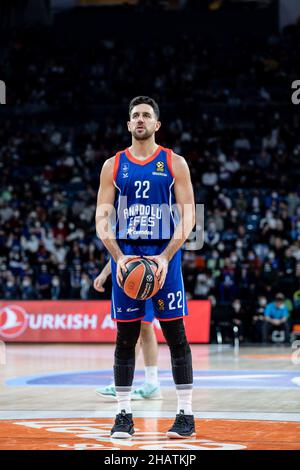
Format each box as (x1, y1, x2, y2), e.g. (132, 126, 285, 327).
(1, 18, 300, 343)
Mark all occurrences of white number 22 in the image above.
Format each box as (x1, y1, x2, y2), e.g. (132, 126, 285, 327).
(167, 291, 183, 310)
(134, 180, 150, 198)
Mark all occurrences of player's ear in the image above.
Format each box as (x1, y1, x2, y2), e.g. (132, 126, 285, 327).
(127, 121, 131, 132)
(155, 121, 161, 131)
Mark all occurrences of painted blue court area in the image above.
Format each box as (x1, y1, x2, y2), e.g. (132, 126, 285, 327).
(6, 369, 300, 389)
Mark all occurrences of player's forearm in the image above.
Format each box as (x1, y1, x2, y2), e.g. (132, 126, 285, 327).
(102, 260, 112, 277)
(96, 218, 123, 262)
(162, 211, 195, 261)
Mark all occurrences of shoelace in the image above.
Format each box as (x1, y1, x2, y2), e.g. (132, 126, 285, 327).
(117, 413, 130, 426)
(174, 413, 187, 426)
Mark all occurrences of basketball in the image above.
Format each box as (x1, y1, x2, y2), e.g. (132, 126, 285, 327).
(122, 258, 160, 300)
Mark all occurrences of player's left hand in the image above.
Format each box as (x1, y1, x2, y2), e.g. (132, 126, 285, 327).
(144, 254, 169, 289)
(93, 273, 107, 292)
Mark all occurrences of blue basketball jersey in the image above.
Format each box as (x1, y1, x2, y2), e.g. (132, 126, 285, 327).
(110, 145, 188, 322)
(113, 145, 176, 242)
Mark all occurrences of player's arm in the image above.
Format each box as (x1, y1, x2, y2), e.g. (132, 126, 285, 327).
(95, 157, 138, 286)
(162, 153, 195, 260)
(146, 153, 195, 288)
(93, 260, 111, 292)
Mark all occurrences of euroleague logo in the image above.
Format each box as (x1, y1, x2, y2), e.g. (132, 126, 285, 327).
(0, 305, 29, 339)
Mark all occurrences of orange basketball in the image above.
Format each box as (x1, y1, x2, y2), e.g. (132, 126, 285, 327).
(122, 258, 160, 300)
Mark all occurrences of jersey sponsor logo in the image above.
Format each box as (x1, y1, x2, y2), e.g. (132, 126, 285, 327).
(126, 307, 139, 312)
(0, 305, 29, 338)
(151, 172, 168, 176)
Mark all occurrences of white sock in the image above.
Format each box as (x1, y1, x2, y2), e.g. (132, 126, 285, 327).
(145, 366, 159, 386)
(176, 387, 193, 415)
(116, 390, 132, 414)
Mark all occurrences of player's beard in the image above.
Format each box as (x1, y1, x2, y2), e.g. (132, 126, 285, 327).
(132, 127, 154, 141)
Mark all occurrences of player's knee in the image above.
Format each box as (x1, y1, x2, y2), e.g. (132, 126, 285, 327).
(140, 322, 154, 340)
(159, 318, 191, 358)
(115, 320, 141, 360)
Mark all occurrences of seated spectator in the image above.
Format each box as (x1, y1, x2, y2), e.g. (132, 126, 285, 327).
(263, 293, 290, 344)
(251, 295, 267, 342)
(230, 298, 248, 342)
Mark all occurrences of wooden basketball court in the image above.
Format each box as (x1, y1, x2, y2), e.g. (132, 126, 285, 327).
(1, 343, 300, 450)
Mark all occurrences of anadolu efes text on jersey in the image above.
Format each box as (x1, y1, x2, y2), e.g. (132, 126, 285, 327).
(113, 145, 179, 242)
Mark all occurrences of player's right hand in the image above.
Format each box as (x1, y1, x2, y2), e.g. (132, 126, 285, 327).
(116, 255, 140, 288)
(93, 273, 107, 292)
(144, 254, 169, 289)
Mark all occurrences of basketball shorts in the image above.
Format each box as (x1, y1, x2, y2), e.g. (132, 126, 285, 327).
(142, 300, 155, 324)
(110, 241, 188, 322)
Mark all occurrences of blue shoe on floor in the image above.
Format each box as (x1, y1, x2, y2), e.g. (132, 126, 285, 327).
(131, 383, 162, 400)
(96, 384, 116, 399)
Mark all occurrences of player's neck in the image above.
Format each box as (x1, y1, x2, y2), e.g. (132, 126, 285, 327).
(129, 139, 159, 160)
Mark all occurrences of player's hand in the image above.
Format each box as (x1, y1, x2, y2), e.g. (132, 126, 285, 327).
(116, 255, 140, 288)
(144, 254, 169, 289)
(93, 273, 107, 292)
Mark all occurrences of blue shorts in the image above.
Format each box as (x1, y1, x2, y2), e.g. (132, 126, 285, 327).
(143, 300, 155, 324)
(111, 241, 188, 322)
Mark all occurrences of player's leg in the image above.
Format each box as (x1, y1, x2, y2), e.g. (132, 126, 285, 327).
(159, 318, 195, 438)
(110, 319, 141, 438)
(141, 322, 158, 374)
(132, 306, 162, 399)
(96, 314, 152, 401)
(109, 256, 146, 438)
(152, 249, 195, 438)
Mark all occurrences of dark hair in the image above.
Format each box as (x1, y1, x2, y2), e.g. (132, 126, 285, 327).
(129, 96, 160, 119)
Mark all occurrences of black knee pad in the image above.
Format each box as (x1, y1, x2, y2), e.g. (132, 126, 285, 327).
(114, 320, 141, 387)
(159, 319, 191, 358)
(160, 319, 193, 385)
(115, 320, 141, 361)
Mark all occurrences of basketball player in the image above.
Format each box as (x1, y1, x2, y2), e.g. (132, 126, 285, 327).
(93, 260, 161, 400)
(95, 96, 195, 439)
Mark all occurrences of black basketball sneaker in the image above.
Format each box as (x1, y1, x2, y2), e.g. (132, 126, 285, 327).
(111, 409, 135, 439)
(166, 410, 196, 439)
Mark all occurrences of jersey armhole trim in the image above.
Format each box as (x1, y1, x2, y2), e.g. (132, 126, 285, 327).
(166, 148, 175, 179)
(113, 152, 121, 182)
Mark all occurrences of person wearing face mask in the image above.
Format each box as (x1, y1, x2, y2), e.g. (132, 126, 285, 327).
(4, 276, 19, 300)
(21, 276, 36, 300)
(230, 299, 247, 342)
(263, 293, 290, 344)
(251, 296, 267, 342)
(51, 276, 61, 300)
